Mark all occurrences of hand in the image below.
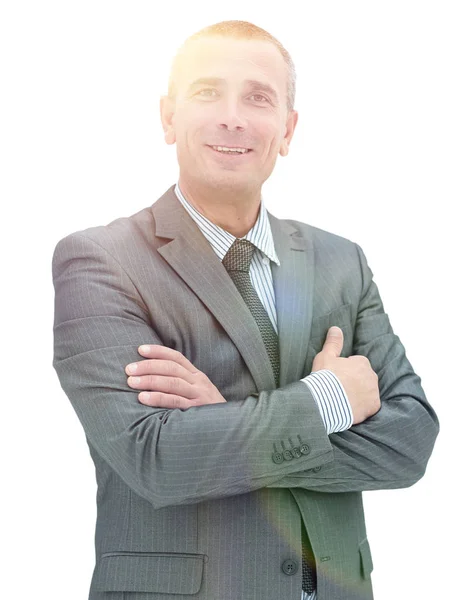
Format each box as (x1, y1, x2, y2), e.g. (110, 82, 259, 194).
(125, 344, 227, 409)
(312, 326, 381, 425)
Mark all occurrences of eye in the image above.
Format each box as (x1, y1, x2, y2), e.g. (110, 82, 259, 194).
(250, 94, 269, 104)
(196, 88, 218, 97)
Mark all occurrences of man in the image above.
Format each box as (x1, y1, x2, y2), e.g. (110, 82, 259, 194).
(52, 20, 439, 600)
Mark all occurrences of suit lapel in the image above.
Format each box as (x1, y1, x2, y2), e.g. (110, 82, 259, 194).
(151, 186, 315, 392)
(268, 212, 315, 387)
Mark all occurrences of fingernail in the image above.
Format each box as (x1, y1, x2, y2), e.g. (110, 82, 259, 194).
(129, 377, 140, 384)
(126, 363, 137, 373)
(139, 345, 151, 352)
(139, 392, 150, 401)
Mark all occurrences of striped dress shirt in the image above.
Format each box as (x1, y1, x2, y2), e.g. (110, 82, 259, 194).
(174, 183, 353, 600)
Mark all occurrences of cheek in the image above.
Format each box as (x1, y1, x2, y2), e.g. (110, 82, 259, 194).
(174, 110, 206, 144)
(261, 130, 283, 158)
(255, 118, 282, 147)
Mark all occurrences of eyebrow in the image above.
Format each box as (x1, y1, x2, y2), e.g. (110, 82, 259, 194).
(187, 77, 279, 102)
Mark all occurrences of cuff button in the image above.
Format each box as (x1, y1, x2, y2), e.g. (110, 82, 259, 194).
(291, 447, 301, 458)
(272, 452, 284, 464)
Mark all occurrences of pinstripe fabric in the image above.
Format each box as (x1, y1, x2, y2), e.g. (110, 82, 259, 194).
(303, 371, 352, 433)
(173, 183, 281, 332)
(174, 183, 353, 438)
(52, 183, 439, 600)
(174, 184, 352, 599)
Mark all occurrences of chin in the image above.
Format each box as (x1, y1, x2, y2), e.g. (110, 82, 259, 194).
(209, 169, 257, 185)
(212, 176, 256, 192)
(185, 166, 259, 192)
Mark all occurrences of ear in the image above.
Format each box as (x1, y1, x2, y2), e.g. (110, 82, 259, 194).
(160, 95, 176, 145)
(279, 110, 298, 157)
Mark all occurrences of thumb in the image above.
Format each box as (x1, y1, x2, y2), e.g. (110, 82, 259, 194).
(321, 326, 344, 358)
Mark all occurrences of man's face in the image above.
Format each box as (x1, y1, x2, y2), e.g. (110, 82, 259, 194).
(160, 36, 298, 194)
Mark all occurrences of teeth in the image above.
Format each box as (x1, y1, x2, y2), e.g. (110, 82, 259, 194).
(212, 146, 249, 153)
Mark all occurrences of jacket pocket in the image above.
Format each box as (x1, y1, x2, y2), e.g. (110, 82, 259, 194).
(93, 551, 205, 594)
(358, 538, 374, 579)
(305, 304, 354, 374)
(309, 303, 353, 352)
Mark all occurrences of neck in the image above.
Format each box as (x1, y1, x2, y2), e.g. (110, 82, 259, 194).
(178, 177, 262, 239)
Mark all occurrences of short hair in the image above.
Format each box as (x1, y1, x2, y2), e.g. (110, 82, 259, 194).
(167, 20, 296, 112)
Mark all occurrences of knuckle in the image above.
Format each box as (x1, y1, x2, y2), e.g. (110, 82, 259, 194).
(169, 377, 180, 392)
(351, 354, 370, 367)
(165, 361, 176, 377)
(151, 393, 164, 407)
(139, 359, 153, 374)
(171, 348, 182, 361)
(195, 371, 207, 385)
(147, 374, 157, 389)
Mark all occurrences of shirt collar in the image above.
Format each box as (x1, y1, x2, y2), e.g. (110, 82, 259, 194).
(174, 183, 280, 266)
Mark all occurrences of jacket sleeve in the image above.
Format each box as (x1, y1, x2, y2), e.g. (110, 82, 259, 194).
(52, 232, 336, 509)
(267, 243, 440, 492)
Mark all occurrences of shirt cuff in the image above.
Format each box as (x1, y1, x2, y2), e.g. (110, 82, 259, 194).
(301, 369, 353, 434)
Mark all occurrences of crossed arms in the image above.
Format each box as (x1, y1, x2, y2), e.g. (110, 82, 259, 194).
(52, 232, 439, 508)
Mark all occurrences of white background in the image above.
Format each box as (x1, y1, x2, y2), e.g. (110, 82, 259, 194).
(1, 1, 459, 598)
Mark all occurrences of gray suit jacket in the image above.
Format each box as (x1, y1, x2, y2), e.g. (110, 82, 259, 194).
(52, 184, 439, 600)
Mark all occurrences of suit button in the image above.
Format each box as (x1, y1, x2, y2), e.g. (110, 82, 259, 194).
(300, 443, 310, 455)
(281, 559, 298, 575)
(313, 466, 322, 472)
(272, 452, 284, 464)
(283, 449, 293, 461)
(291, 446, 301, 458)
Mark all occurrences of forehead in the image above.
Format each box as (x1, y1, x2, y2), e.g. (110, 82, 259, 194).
(175, 36, 287, 94)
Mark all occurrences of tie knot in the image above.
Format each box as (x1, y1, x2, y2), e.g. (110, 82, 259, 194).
(222, 239, 256, 274)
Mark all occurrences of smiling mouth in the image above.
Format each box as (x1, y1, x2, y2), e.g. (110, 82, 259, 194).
(207, 145, 253, 155)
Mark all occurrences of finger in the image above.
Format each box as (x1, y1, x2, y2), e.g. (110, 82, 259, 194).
(321, 326, 344, 358)
(128, 374, 197, 399)
(126, 358, 196, 384)
(348, 354, 371, 366)
(138, 391, 202, 409)
(137, 344, 199, 374)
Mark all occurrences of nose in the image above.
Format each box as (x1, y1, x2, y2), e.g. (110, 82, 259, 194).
(217, 98, 247, 132)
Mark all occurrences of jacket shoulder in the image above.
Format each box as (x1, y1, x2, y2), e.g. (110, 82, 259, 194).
(52, 204, 156, 264)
